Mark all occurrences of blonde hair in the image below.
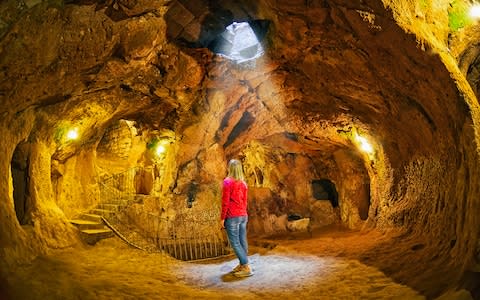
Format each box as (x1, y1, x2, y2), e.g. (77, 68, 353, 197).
(227, 159, 245, 181)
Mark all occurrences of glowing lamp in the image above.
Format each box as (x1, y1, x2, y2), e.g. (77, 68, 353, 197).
(470, 4, 480, 19)
(155, 144, 166, 156)
(66, 128, 79, 141)
(355, 134, 374, 154)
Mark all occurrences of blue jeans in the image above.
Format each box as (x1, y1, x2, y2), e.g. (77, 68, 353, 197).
(225, 216, 249, 265)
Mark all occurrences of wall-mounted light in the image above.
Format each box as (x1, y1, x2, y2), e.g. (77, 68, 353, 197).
(355, 134, 374, 155)
(155, 144, 166, 156)
(65, 128, 79, 141)
(147, 137, 169, 157)
(470, 3, 480, 19)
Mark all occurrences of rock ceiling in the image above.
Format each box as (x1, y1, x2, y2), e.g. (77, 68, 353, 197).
(0, 0, 467, 161)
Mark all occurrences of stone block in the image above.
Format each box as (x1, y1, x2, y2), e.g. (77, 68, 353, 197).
(286, 217, 310, 232)
(310, 199, 336, 228)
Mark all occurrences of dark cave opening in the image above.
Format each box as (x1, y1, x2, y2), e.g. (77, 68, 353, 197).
(11, 142, 30, 225)
(311, 179, 338, 208)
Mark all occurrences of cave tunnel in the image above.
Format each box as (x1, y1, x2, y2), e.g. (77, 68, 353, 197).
(1, 0, 480, 299)
(11, 142, 30, 226)
(312, 179, 339, 207)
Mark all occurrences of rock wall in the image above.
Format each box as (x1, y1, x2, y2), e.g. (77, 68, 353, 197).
(0, 110, 78, 269)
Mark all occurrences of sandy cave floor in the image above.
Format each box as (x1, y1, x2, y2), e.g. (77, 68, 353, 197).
(1, 226, 426, 300)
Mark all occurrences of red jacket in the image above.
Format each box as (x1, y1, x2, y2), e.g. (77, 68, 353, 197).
(221, 177, 248, 220)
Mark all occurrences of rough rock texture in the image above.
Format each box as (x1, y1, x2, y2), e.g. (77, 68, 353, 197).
(1, 0, 480, 298)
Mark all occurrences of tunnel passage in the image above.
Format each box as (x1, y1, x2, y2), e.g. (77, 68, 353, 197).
(11, 142, 31, 225)
(134, 168, 154, 195)
(312, 179, 338, 208)
(241, 139, 373, 235)
(357, 181, 370, 221)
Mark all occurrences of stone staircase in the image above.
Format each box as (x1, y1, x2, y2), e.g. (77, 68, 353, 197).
(70, 199, 131, 245)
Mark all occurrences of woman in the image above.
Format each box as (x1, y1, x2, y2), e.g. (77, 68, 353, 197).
(221, 159, 252, 277)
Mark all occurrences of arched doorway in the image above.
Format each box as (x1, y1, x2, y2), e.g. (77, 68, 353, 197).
(357, 181, 370, 221)
(11, 142, 30, 225)
(311, 179, 338, 208)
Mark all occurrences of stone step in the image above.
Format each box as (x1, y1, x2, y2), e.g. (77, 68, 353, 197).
(70, 219, 104, 230)
(90, 208, 116, 217)
(80, 228, 114, 245)
(81, 213, 103, 223)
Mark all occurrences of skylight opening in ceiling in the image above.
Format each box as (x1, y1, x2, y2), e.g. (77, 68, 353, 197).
(212, 22, 265, 64)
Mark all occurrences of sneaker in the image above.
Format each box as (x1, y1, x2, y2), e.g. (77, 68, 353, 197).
(231, 264, 242, 273)
(233, 264, 253, 277)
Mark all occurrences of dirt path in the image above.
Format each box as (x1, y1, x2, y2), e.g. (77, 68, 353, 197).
(2, 227, 425, 300)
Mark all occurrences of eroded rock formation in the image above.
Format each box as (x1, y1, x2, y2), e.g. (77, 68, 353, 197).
(1, 0, 480, 298)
